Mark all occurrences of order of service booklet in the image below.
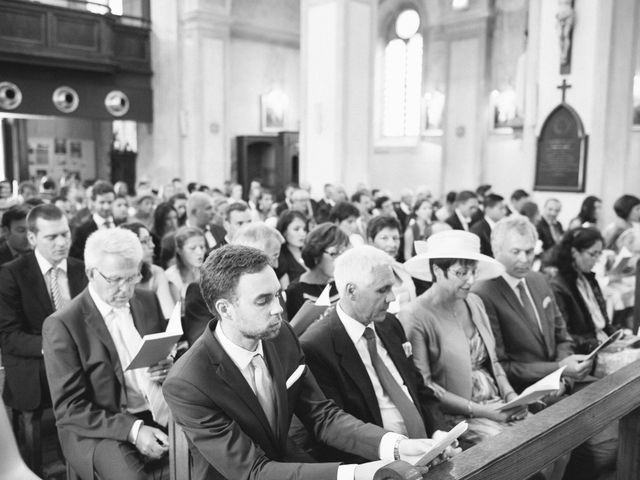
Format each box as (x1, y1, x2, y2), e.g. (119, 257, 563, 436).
(498, 366, 566, 411)
(125, 302, 183, 371)
(414, 421, 468, 467)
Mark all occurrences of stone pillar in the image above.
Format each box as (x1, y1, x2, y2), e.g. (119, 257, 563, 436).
(300, 0, 376, 195)
(440, 3, 492, 191)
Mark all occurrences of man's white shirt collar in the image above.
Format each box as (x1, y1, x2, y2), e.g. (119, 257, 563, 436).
(215, 322, 264, 372)
(486, 217, 497, 230)
(502, 272, 527, 292)
(336, 303, 370, 345)
(93, 212, 113, 228)
(34, 248, 67, 276)
(455, 209, 470, 226)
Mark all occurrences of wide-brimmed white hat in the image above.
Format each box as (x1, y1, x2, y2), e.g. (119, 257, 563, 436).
(404, 230, 504, 282)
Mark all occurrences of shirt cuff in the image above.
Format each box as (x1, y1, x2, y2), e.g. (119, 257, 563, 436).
(128, 419, 144, 444)
(337, 464, 357, 480)
(379, 432, 406, 462)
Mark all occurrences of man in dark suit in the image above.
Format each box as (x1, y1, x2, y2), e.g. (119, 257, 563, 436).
(0, 204, 32, 265)
(445, 190, 479, 231)
(43, 228, 172, 480)
(0, 204, 86, 415)
(473, 215, 616, 480)
(185, 192, 226, 252)
(537, 198, 564, 252)
(505, 189, 530, 216)
(470, 194, 506, 257)
(164, 245, 441, 480)
(472, 215, 590, 392)
(70, 180, 116, 260)
(299, 246, 447, 463)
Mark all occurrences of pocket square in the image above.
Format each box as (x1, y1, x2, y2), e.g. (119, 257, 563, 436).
(402, 341, 412, 358)
(286, 364, 306, 389)
(543, 296, 551, 309)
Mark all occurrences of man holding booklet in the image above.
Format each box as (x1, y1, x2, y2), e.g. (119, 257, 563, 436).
(43, 228, 172, 480)
(164, 245, 459, 480)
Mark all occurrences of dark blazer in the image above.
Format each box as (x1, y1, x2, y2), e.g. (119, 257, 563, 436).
(42, 289, 166, 480)
(0, 242, 18, 265)
(470, 218, 493, 257)
(445, 212, 466, 231)
(163, 320, 386, 480)
(0, 252, 86, 410)
(537, 218, 564, 252)
(550, 270, 613, 354)
(69, 218, 98, 260)
(183, 282, 211, 346)
(299, 308, 446, 463)
(472, 272, 575, 392)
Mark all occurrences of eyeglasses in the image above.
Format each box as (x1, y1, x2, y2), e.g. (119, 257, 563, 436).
(93, 269, 142, 287)
(324, 248, 347, 259)
(448, 267, 477, 280)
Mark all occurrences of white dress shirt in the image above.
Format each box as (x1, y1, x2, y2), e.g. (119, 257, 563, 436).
(336, 304, 413, 436)
(501, 273, 543, 332)
(214, 321, 402, 479)
(454, 209, 471, 231)
(34, 249, 70, 304)
(89, 285, 149, 442)
(93, 212, 114, 229)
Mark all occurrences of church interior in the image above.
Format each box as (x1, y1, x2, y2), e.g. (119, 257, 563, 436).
(0, 0, 640, 479)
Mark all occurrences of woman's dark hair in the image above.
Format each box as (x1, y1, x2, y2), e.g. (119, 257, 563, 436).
(375, 196, 391, 210)
(275, 210, 308, 240)
(555, 227, 604, 275)
(152, 202, 178, 238)
(429, 258, 477, 281)
(329, 202, 359, 223)
(577, 196, 601, 224)
(367, 215, 401, 241)
(119, 222, 152, 283)
(412, 197, 433, 215)
(613, 195, 640, 221)
(519, 201, 540, 223)
(301, 223, 350, 269)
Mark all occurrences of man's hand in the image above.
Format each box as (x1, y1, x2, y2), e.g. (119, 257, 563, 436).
(431, 430, 462, 463)
(148, 357, 173, 384)
(354, 460, 392, 480)
(134, 425, 169, 459)
(397, 438, 437, 464)
(559, 355, 592, 380)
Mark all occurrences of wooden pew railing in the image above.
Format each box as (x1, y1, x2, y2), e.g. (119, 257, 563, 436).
(376, 359, 640, 480)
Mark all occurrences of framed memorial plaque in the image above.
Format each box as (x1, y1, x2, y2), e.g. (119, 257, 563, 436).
(534, 103, 587, 192)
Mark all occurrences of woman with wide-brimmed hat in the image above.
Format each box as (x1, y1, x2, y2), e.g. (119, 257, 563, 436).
(400, 230, 527, 447)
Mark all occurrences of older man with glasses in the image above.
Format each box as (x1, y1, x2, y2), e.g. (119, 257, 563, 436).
(43, 228, 172, 480)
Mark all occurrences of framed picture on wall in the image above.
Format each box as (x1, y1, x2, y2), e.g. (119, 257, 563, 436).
(260, 92, 286, 133)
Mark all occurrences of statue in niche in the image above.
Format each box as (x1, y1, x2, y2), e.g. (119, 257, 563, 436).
(556, 0, 575, 74)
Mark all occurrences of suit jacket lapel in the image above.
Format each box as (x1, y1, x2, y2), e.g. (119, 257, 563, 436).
(25, 254, 54, 312)
(204, 327, 278, 445)
(263, 340, 288, 447)
(526, 277, 554, 357)
(329, 313, 383, 426)
(495, 277, 546, 348)
(80, 290, 126, 394)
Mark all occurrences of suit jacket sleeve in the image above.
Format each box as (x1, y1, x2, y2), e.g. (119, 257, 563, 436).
(550, 294, 574, 361)
(42, 314, 137, 442)
(0, 266, 42, 357)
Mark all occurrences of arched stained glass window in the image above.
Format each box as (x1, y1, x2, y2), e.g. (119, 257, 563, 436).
(382, 9, 423, 137)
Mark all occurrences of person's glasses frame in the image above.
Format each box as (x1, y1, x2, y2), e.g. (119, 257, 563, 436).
(93, 268, 142, 287)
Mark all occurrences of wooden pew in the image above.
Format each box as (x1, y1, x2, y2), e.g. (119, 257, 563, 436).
(375, 359, 640, 480)
(633, 258, 640, 333)
(169, 415, 191, 480)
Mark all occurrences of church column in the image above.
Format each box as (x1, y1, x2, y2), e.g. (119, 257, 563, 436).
(300, 0, 376, 195)
(178, 1, 230, 187)
(440, 4, 492, 191)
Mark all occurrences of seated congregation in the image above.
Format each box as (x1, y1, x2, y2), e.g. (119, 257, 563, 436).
(0, 178, 638, 480)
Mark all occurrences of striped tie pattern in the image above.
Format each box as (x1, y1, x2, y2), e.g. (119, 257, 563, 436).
(49, 267, 65, 310)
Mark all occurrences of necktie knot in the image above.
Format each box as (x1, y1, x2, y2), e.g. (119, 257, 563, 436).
(363, 327, 376, 342)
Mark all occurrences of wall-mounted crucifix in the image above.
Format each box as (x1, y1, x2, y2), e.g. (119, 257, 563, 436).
(557, 79, 572, 103)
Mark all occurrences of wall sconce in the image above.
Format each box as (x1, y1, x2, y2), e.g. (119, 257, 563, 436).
(422, 90, 445, 135)
(490, 87, 521, 132)
(451, 0, 469, 11)
(261, 89, 288, 133)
